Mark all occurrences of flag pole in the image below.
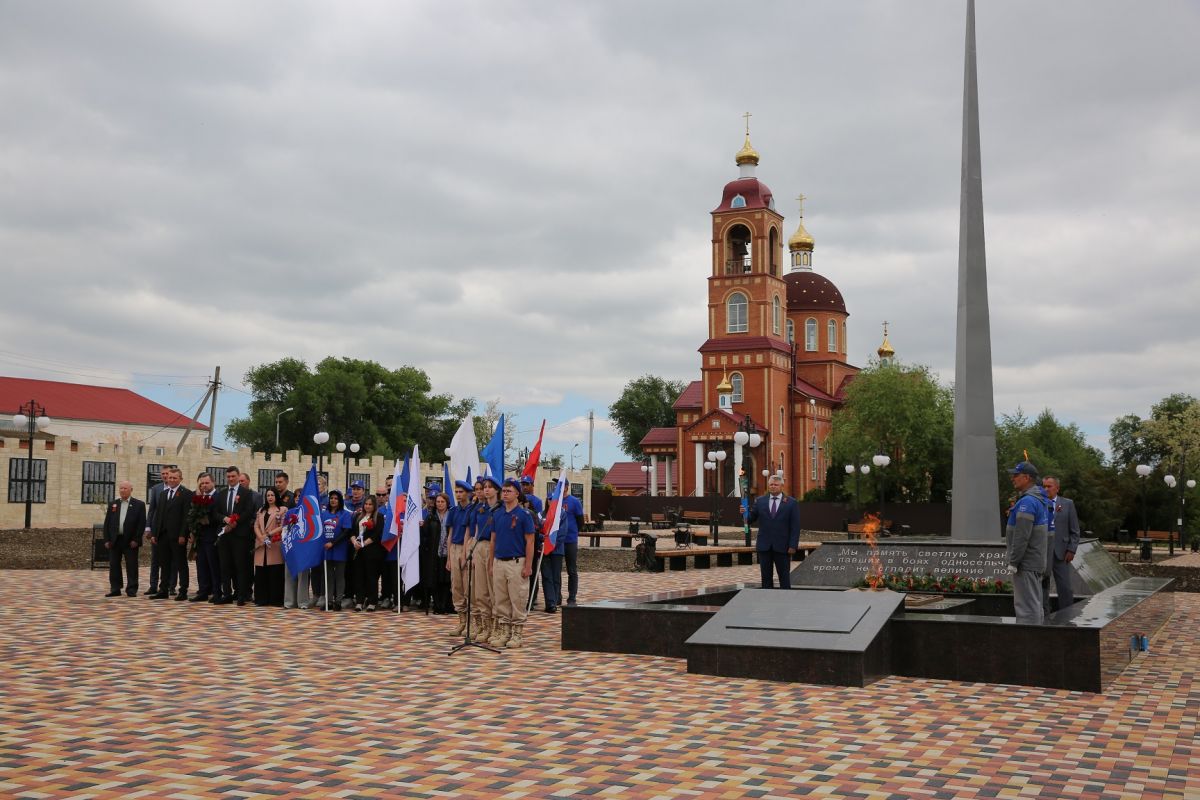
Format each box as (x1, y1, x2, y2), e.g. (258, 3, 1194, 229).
(324, 558, 329, 611)
(526, 549, 544, 615)
(397, 555, 402, 614)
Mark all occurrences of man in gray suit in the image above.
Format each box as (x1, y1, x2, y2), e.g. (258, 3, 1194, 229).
(1042, 475, 1081, 611)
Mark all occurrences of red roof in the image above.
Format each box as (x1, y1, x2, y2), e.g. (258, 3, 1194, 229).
(0, 377, 207, 430)
(792, 377, 838, 404)
(698, 336, 792, 355)
(713, 177, 774, 212)
(604, 461, 671, 493)
(639, 427, 678, 446)
(672, 380, 703, 410)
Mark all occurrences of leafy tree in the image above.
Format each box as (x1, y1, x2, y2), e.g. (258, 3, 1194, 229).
(996, 409, 1119, 537)
(540, 452, 565, 469)
(608, 375, 687, 458)
(226, 357, 473, 460)
(472, 398, 517, 471)
(589, 465, 608, 486)
(825, 363, 953, 503)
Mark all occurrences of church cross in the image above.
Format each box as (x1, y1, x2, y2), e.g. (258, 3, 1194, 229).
(743, 110, 752, 137)
(796, 193, 806, 218)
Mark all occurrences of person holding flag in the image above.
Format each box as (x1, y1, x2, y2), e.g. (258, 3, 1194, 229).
(350, 495, 386, 611)
(396, 448, 424, 610)
(558, 481, 585, 606)
(380, 457, 406, 609)
(537, 474, 570, 614)
(318, 490, 353, 611)
(488, 478, 536, 649)
(279, 465, 327, 608)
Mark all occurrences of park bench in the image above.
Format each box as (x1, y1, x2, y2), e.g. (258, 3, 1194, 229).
(646, 541, 822, 572)
(587, 531, 636, 547)
(846, 521, 893, 539)
(581, 515, 604, 533)
(1104, 545, 1135, 562)
(1135, 530, 1178, 560)
(680, 510, 713, 526)
(650, 513, 671, 529)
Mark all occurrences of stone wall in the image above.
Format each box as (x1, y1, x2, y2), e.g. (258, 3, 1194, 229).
(0, 433, 592, 528)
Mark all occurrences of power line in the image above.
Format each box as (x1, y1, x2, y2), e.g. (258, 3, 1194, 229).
(0, 349, 209, 380)
(135, 388, 212, 444)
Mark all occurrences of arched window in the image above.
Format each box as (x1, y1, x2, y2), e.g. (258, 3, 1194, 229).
(730, 194, 746, 209)
(727, 293, 748, 333)
(842, 321, 848, 354)
(786, 319, 795, 343)
(805, 318, 818, 351)
(779, 406, 785, 433)
(730, 372, 744, 403)
(772, 296, 781, 334)
(769, 228, 779, 276)
(827, 319, 838, 352)
(725, 225, 752, 274)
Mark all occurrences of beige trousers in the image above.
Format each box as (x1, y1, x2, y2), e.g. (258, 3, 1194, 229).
(469, 539, 493, 615)
(449, 542, 468, 612)
(491, 558, 528, 625)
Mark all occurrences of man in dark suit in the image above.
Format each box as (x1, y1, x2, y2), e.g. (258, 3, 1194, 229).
(144, 465, 174, 596)
(215, 466, 257, 606)
(747, 475, 801, 589)
(1042, 476, 1081, 611)
(103, 480, 147, 597)
(150, 467, 193, 600)
(189, 472, 225, 603)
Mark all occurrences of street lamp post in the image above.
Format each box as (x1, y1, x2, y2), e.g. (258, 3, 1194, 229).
(704, 459, 718, 544)
(640, 457, 651, 497)
(1136, 464, 1152, 559)
(571, 443, 580, 472)
(12, 400, 51, 530)
(1164, 473, 1178, 555)
(313, 431, 330, 476)
(275, 407, 294, 451)
(734, 417, 764, 547)
(873, 453, 891, 532)
(1187, 478, 1198, 552)
(336, 440, 360, 491)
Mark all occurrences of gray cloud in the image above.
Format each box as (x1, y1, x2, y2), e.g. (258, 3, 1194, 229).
(1, 0, 1197, 465)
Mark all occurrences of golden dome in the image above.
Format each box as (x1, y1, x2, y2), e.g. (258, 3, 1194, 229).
(716, 370, 733, 393)
(735, 134, 760, 166)
(788, 220, 814, 250)
(877, 322, 895, 359)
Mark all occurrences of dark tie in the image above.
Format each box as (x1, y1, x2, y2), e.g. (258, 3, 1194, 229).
(228, 488, 236, 514)
(771, 497, 778, 516)
(167, 488, 175, 502)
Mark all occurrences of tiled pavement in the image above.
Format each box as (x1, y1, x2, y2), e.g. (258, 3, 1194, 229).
(0, 567, 1196, 799)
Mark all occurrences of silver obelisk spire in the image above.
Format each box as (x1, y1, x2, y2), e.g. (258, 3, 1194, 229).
(951, 0, 1000, 541)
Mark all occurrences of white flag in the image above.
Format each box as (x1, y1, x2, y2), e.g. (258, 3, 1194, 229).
(387, 458, 403, 538)
(446, 416, 480, 485)
(398, 446, 422, 589)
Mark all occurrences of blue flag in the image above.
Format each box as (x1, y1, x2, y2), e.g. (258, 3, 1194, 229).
(481, 414, 505, 480)
(281, 463, 325, 575)
(443, 461, 451, 493)
(399, 450, 411, 495)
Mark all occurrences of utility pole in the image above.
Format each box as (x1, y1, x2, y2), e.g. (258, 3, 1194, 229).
(176, 366, 222, 454)
(207, 366, 221, 449)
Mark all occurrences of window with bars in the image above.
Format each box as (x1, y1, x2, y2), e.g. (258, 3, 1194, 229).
(81, 461, 117, 504)
(146, 463, 169, 496)
(204, 466, 227, 488)
(258, 468, 283, 495)
(9, 458, 48, 503)
(349, 473, 371, 493)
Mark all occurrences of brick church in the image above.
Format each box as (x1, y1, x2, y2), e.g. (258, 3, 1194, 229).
(635, 128, 872, 499)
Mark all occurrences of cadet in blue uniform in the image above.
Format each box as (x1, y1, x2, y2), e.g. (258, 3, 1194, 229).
(519, 476, 544, 606)
(445, 480, 475, 637)
(1005, 462, 1049, 623)
(489, 478, 536, 649)
(470, 476, 501, 643)
(319, 490, 353, 610)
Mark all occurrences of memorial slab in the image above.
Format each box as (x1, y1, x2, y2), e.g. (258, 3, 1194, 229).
(790, 540, 1011, 587)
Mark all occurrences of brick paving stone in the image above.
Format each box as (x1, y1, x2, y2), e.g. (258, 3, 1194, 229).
(0, 566, 1195, 798)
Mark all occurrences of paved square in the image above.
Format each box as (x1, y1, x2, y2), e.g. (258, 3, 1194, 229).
(0, 567, 1195, 798)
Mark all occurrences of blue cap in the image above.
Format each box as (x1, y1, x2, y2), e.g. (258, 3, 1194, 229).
(502, 478, 523, 492)
(479, 475, 502, 490)
(1007, 461, 1039, 478)
(519, 475, 534, 485)
(349, 480, 365, 489)
(454, 480, 474, 493)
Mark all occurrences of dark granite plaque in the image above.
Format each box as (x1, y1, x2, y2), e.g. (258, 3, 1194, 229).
(1068, 539, 1131, 595)
(790, 541, 1012, 587)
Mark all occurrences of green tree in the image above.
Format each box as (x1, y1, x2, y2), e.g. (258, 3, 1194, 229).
(826, 363, 953, 503)
(226, 357, 474, 460)
(590, 465, 608, 486)
(472, 398, 517, 471)
(608, 375, 687, 458)
(996, 408, 1119, 537)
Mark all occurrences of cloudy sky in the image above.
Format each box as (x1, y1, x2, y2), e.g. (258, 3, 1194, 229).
(2, 0, 1198, 469)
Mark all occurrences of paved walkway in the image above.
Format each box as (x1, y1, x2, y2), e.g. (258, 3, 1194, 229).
(0, 567, 1195, 798)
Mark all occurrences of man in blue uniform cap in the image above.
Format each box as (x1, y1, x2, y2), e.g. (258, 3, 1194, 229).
(1005, 461, 1049, 623)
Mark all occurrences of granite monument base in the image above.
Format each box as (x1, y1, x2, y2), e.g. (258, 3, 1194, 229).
(685, 589, 903, 687)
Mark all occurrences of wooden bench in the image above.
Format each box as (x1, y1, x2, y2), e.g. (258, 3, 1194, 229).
(1139, 530, 1174, 544)
(846, 521, 893, 539)
(650, 541, 822, 572)
(650, 513, 672, 529)
(581, 515, 604, 533)
(1104, 545, 1135, 562)
(680, 510, 713, 526)
(587, 531, 636, 547)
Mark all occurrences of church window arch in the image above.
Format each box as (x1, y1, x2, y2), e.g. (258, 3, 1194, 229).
(730, 372, 744, 403)
(769, 228, 779, 276)
(779, 406, 785, 434)
(805, 317, 818, 351)
(726, 292, 749, 333)
(772, 296, 782, 335)
(730, 195, 746, 209)
(843, 321, 848, 354)
(786, 319, 795, 344)
(827, 319, 838, 352)
(725, 224, 752, 274)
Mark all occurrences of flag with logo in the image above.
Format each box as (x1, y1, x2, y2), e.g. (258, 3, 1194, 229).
(382, 458, 404, 552)
(281, 464, 325, 575)
(480, 414, 505, 482)
(398, 446, 423, 587)
(446, 416, 480, 485)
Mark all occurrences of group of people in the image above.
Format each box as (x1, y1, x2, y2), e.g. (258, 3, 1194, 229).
(1004, 461, 1082, 623)
(101, 464, 585, 649)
